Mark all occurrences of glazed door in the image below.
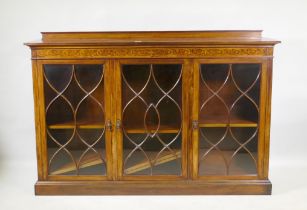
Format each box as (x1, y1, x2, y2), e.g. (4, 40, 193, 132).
(192, 59, 267, 179)
(115, 59, 188, 180)
(40, 60, 112, 180)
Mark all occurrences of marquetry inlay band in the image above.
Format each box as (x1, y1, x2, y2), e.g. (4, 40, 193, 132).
(33, 47, 273, 59)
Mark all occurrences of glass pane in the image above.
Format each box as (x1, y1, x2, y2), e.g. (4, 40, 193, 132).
(121, 64, 182, 176)
(198, 64, 260, 176)
(44, 64, 107, 176)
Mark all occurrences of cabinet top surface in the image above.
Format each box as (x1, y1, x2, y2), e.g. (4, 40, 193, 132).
(25, 30, 280, 47)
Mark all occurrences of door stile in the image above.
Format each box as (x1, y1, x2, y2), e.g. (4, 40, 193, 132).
(191, 60, 200, 179)
(104, 60, 114, 180)
(34, 60, 48, 181)
(181, 59, 191, 179)
(184, 59, 194, 179)
(114, 60, 123, 180)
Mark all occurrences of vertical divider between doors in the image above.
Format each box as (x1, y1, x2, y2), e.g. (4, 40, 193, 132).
(114, 59, 123, 180)
(104, 60, 113, 180)
(181, 60, 190, 179)
(184, 59, 193, 179)
(191, 60, 200, 179)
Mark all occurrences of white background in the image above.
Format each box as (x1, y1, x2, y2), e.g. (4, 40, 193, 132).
(0, 0, 307, 209)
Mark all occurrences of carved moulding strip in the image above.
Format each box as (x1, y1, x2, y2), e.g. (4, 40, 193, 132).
(33, 47, 273, 59)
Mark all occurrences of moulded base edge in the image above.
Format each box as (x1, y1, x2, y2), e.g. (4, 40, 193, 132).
(35, 179, 272, 195)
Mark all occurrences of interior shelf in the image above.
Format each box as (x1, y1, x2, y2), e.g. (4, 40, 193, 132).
(199, 116, 258, 128)
(50, 150, 106, 175)
(49, 149, 181, 175)
(49, 148, 256, 176)
(48, 120, 105, 129)
(199, 150, 257, 176)
(48, 122, 181, 133)
(48, 117, 257, 130)
(123, 124, 180, 134)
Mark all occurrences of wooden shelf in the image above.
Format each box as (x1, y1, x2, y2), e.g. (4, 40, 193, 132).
(48, 122, 180, 133)
(50, 151, 105, 175)
(123, 125, 180, 134)
(48, 121, 105, 129)
(50, 149, 181, 175)
(124, 150, 181, 175)
(49, 149, 256, 176)
(199, 116, 258, 128)
(199, 150, 257, 176)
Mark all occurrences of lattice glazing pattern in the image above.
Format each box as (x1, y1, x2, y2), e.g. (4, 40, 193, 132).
(121, 64, 182, 175)
(199, 64, 260, 176)
(43, 64, 107, 175)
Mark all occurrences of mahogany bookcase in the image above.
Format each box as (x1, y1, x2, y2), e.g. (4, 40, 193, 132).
(25, 30, 280, 195)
